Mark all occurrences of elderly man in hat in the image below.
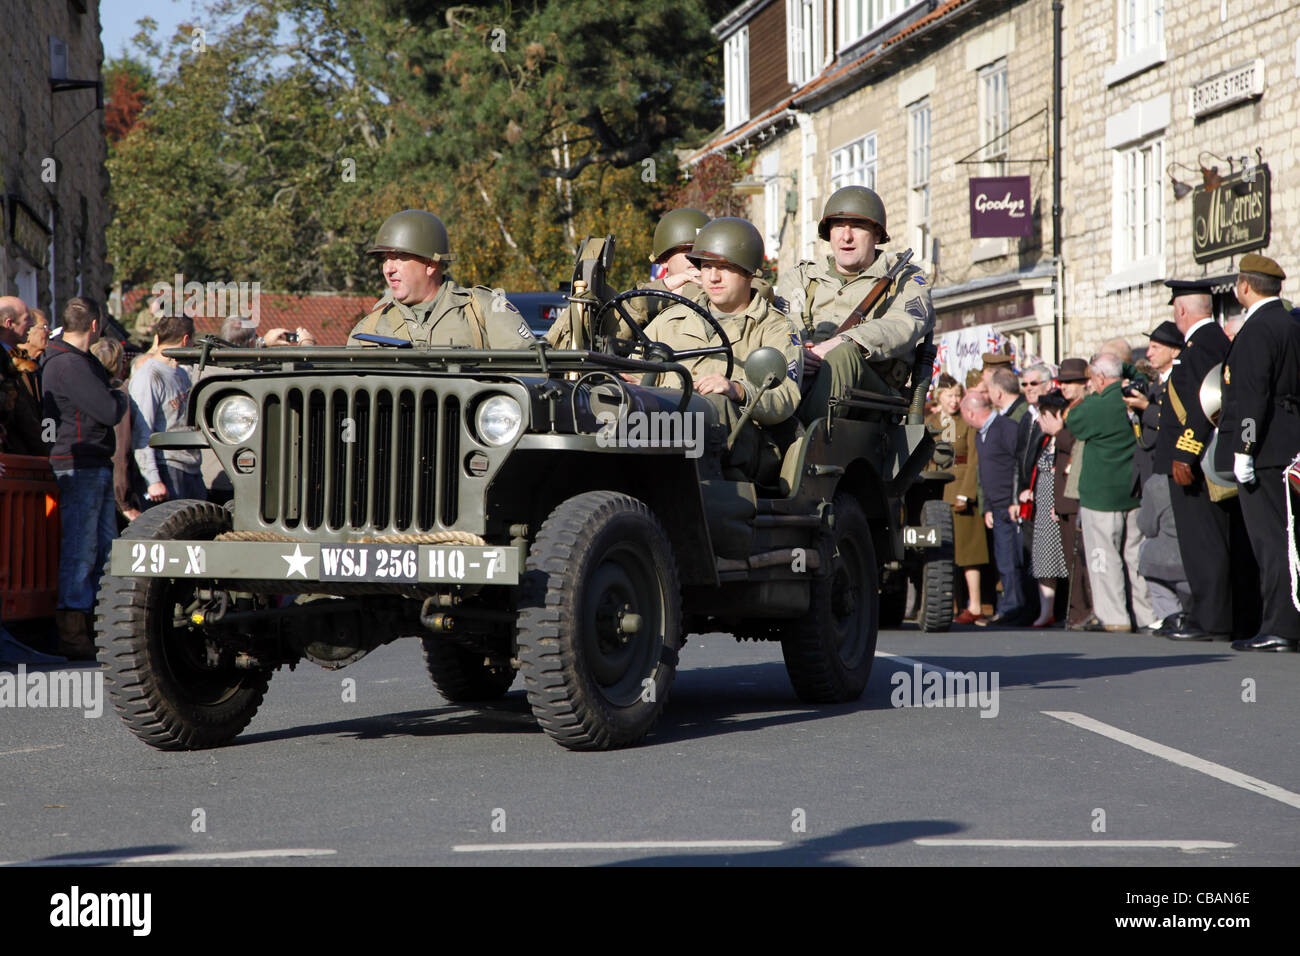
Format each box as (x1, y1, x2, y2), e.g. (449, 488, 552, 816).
(1122, 320, 1184, 631)
(1218, 254, 1300, 651)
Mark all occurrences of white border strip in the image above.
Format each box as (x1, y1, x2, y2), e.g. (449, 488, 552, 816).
(1043, 710, 1300, 810)
(453, 841, 782, 853)
(1, 849, 337, 867)
(915, 839, 1234, 849)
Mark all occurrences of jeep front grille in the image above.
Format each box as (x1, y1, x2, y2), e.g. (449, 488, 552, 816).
(260, 386, 460, 533)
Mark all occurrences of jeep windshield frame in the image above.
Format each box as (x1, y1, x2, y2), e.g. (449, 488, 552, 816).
(165, 339, 697, 413)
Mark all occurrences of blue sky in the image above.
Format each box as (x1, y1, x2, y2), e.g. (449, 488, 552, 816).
(100, 0, 206, 60)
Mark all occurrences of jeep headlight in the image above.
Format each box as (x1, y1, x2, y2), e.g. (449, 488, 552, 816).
(212, 395, 259, 444)
(475, 395, 523, 446)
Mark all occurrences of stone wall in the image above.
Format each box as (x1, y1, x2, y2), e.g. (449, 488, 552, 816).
(1064, 0, 1300, 355)
(0, 0, 109, 320)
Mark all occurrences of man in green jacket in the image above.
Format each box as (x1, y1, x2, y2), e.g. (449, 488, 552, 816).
(1064, 353, 1155, 631)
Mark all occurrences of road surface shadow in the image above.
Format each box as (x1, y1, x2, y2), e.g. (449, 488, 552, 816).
(600, 819, 966, 866)
(3, 844, 181, 867)
(232, 648, 1231, 749)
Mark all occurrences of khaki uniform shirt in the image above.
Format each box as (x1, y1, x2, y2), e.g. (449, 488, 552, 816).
(347, 279, 536, 349)
(786, 252, 934, 387)
(642, 292, 802, 427)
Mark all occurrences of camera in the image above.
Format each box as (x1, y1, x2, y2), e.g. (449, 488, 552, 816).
(1121, 383, 1141, 398)
(283, 331, 299, 343)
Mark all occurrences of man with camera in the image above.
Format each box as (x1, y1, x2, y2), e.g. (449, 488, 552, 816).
(1063, 353, 1155, 632)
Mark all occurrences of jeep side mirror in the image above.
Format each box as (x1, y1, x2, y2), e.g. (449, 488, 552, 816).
(743, 347, 788, 390)
(727, 347, 790, 447)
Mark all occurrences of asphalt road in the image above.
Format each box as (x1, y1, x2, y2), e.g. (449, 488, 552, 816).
(1, 623, 1296, 867)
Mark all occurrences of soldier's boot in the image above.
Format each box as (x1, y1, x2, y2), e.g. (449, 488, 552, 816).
(54, 610, 97, 662)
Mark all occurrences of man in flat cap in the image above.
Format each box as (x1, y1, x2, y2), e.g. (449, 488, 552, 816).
(1157, 281, 1256, 642)
(1218, 254, 1300, 651)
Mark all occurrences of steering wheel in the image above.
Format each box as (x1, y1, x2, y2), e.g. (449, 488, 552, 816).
(592, 288, 735, 383)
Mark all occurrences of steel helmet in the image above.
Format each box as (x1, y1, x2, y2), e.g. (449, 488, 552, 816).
(650, 208, 710, 261)
(367, 210, 455, 263)
(686, 217, 764, 275)
(818, 186, 889, 243)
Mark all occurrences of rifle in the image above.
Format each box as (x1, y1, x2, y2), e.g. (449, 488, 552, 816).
(831, 248, 914, 336)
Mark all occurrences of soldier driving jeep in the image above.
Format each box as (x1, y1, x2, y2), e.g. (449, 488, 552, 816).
(636, 217, 802, 482)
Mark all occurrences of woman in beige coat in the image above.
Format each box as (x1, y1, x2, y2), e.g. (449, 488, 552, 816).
(927, 374, 989, 623)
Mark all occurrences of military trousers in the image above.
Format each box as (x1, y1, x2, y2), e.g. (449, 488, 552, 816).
(1238, 467, 1300, 639)
(702, 394, 782, 485)
(1170, 477, 1258, 637)
(796, 343, 895, 426)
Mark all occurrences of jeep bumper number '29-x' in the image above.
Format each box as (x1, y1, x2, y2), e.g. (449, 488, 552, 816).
(99, 237, 951, 752)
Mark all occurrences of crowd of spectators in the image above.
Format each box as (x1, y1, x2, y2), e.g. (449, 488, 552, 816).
(0, 294, 314, 662)
(923, 264, 1298, 652)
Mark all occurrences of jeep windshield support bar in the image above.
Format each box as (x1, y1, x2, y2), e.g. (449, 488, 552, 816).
(167, 342, 697, 414)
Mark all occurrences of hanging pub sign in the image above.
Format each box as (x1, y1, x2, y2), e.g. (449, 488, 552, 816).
(1192, 164, 1270, 264)
(6, 193, 51, 269)
(969, 176, 1033, 238)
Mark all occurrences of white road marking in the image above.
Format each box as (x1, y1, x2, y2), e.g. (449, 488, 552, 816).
(0, 744, 65, 757)
(877, 651, 954, 673)
(915, 839, 1235, 849)
(0, 848, 337, 867)
(453, 840, 782, 853)
(1043, 710, 1300, 810)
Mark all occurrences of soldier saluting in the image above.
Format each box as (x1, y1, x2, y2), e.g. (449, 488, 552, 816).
(348, 209, 536, 349)
(785, 186, 935, 423)
(1217, 253, 1300, 652)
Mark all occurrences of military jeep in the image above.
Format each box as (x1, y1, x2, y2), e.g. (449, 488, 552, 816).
(98, 242, 941, 752)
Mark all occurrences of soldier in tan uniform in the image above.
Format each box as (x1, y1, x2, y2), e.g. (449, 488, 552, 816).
(640, 218, 802, 481)
(549, 208, 779, 349)
(348, 209, 537, 349)
(785, 186, 935, 424)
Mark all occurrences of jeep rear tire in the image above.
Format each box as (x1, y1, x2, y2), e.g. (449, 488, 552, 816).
(918, 498, 955, 632)
(421, 638, 516, 702)
(516, 491, 681, 750)
(96, 500, 272, 750)
(780, 493, 878, 702)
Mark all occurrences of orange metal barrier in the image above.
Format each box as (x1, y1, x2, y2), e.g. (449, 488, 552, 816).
(0, 453, 60, 621)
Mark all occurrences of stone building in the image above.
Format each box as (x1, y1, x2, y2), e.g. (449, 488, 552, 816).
(1065, 0, 1299, 350)
(0, 0, 109, 319)
(693, 0, 1299, 366)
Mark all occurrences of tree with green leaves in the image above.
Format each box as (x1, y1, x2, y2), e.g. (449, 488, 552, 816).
(108, 0, 737, 296)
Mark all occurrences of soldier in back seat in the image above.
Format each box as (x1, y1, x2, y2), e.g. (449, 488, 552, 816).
(785, 186, 935, 424)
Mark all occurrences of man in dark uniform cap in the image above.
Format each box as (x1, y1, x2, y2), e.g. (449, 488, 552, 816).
(1218, 254, 1300, 651)
(1158, 279, 1258, 641)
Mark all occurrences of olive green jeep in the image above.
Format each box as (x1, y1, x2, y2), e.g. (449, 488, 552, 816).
(98, 239, 946, 751)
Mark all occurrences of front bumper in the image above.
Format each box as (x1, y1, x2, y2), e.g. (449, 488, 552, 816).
(110, 540, 520, 586)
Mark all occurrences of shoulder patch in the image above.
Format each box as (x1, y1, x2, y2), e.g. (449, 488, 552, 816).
(912, 273, 926, 286)
(517, 320, 532, 339)
(789, 331, 800, 348)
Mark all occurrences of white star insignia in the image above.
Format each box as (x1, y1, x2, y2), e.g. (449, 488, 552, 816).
(282, 544, 314, 578)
